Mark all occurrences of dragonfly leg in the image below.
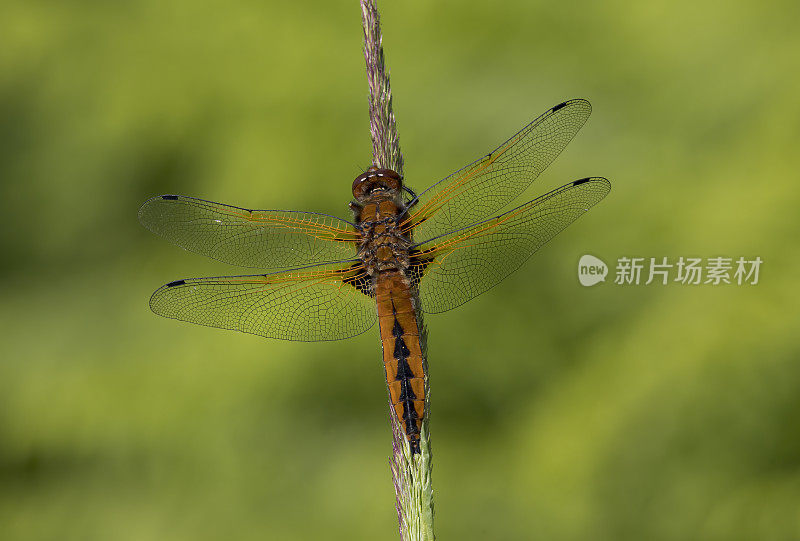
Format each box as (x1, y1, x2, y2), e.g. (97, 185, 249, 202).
(349, 200, 364, 220)
(396, 186, 420, 223)
(402, 185, 419, 208)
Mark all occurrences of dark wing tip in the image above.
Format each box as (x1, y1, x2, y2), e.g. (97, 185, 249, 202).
(138, 194, 181, 225)
(553, 98, 592, 111)
(166, 279, 186, 287)
(572, 176, 610, 187)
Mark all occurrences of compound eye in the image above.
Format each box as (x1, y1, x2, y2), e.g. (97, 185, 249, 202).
(352, 168, 403, 200)
(381, 175, 401, 192)
(375, 169, 403, 193)
(352, 172, 373, 199)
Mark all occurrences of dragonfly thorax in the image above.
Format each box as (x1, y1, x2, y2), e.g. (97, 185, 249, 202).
(353, 181, 412, 276)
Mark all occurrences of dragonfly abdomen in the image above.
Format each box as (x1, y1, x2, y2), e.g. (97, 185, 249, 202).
(376, 270, 426, 454)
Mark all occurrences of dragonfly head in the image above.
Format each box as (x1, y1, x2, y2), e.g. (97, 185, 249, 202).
(352, 167, 403, 203)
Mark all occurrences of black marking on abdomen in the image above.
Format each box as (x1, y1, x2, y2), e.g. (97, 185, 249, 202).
(390, 300, 421, 446)
(394, 334, 411, 359)
(399, 379, 416, 401)
(395, 356, 414, 380)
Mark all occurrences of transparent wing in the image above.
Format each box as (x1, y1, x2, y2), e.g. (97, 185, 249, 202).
(404, 99, 592, 243)
(409, 177, 610, 313)
(139, 195, 360, 269)
(149, 262, 376, 341)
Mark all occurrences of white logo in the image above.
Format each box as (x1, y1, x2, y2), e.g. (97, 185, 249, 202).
(577, 255, 762, 287)
(578, 254, 608, 287)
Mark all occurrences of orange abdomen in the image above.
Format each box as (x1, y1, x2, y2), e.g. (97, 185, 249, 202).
(375, 270, 426, 453)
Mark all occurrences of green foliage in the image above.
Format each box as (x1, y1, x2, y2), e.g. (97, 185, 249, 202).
(1, 0, 799, 539)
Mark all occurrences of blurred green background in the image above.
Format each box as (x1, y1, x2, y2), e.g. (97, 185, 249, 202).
(2, 0, 799, 539)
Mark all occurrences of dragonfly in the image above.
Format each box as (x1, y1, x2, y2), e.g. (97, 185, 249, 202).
(138, 99, 610, 453)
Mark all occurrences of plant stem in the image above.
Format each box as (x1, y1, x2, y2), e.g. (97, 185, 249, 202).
(360, 0, 403, 175)
(360, 1, 434, 539)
